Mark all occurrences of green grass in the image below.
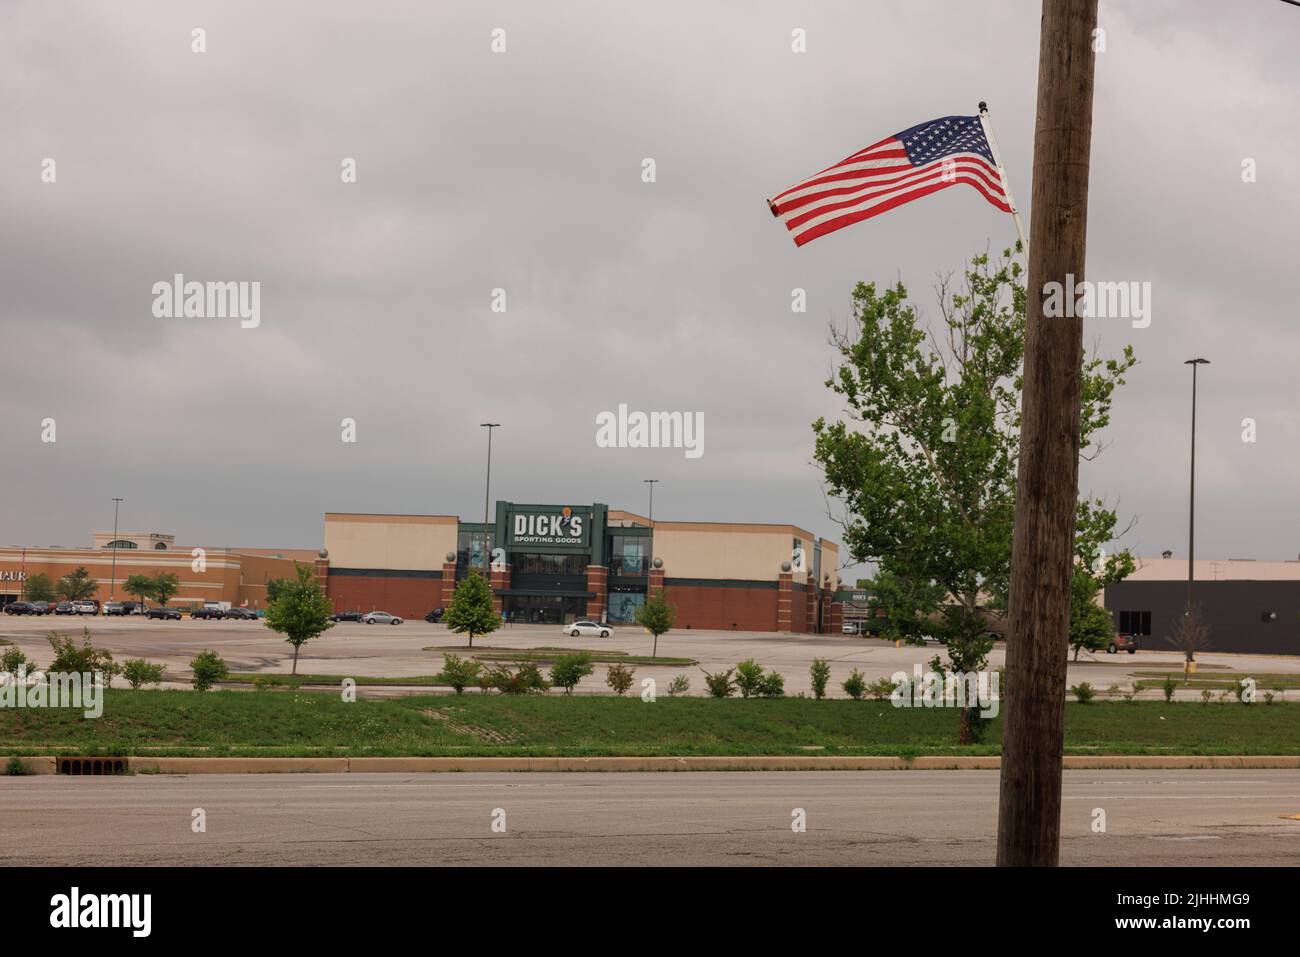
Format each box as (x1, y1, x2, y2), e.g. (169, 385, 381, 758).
(0, 692, 1297, 758)
(1133, 672, 1300, 691)
(222, 673, 452, 688)
(469, 651, 696, 667)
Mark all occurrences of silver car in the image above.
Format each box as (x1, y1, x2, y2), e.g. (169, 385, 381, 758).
(362, 611, 403, 625)
(563, 620, 612, 638)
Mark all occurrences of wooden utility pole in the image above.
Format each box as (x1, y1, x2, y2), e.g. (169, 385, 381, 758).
(996, 0, 1099, 867)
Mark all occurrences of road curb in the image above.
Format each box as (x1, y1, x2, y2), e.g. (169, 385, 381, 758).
(34, 753, 1294, 774)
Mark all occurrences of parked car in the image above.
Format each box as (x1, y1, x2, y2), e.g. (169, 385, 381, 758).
(29, 602, 52, 616)
(1108, 633, 1139, 655)
(146, 607, 182, 621)
(54, 602, 75, 615)
(192, 606, 224, 620)
(424, 608, 445, 623)
(842, 622, 861, 635)
(330, 610, 364, 622)
(72, 600, 99, 615)
(563, 620, 612, 639)
(362, 611, 403, 625)
(225, 607, 258, 620)
(4, 602, 34, 616)
(103, 601, 127, 616)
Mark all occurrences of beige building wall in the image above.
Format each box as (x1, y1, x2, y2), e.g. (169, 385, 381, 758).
(652, 522, 835, 582)
(323, 514, 459, 571)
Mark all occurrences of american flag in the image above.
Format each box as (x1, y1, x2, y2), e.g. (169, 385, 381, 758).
(767, 114, 1013, 247)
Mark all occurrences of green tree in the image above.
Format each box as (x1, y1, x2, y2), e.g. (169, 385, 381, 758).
(549, 651, 594, 694)
(150, 572, 180, 607)
(264, 563, 334, 675)
(634, 588, 677, 657)
(57, 566, 98, 601)
(812, 247, 1136, 742)
(444, 571, 499, 648)
(265, 577, 292, 604)
(123, 574, 155, 607)
(24, 573, 56, 603)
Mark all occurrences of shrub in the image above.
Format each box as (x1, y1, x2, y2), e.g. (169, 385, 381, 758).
(605, 663, 636, 695)
(5, 757, 28, 776)
(809, 659, 830, 700)
(437, 653, 484, 694)
(190, 649, 229, 691)
(487, 661, 549, 695)
(1161, 675, 1178, 703)
(1236, 680, 1255, 705)
(1264, 691, 1276, 706)
(1070, 682, 1095, 704)
(735, 659, 765, 699)
(702, 668, 735, 698)
(666, 674, 691, 697)
(549, 651, 595, 694)
(121, 659, 166, 690)
(842, 669, 866, 700)
(1199, 689, 1213, 706)
(47, 630, 119, 686)
(0, 647, 29, 674)
(757, 672, 785, 698)
(866, 676, 898, 701)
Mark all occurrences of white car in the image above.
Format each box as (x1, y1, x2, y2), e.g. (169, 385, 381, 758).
(563, 620, 612, 638)
(362, 611, 403, 625)
(71, 601, 99, 615)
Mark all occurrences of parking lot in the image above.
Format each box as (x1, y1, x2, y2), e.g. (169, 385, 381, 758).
(1, 614, 1296, 698)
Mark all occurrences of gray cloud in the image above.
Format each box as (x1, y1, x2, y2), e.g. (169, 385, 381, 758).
(1, 0, 1297, 577)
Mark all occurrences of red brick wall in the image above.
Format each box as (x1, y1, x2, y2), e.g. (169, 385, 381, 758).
(326, 574, 443, 620)
(662, 582, 779, 632)
(587, 566, 608, 622)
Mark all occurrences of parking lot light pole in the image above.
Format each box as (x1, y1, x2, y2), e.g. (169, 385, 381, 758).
(1184, 359, 1209, 614)
(480, 424, 500, 576)
(110, 497, 123, 600)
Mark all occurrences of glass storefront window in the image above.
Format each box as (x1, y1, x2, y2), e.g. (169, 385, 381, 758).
(607, 591, 644, 623)
(608, 536, 646, 576)
(511, 553, 588, 577)
(457, 531, 494, 574)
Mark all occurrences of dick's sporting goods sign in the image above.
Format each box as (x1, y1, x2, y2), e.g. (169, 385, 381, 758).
(511, 507, 589, 547)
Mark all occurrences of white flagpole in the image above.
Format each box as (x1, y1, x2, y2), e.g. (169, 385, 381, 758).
(977, 100, 1028, 255)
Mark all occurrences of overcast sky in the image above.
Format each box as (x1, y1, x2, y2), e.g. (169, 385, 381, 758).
(2, 0, 1297, 576)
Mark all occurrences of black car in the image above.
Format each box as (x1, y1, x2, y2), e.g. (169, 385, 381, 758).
(424, 608, 445, 623)
(225, 607, 258, 620)
(146, 607, 182, 621)
(29, 602, 52, 616)
(330, 610, 364, 622)
(4, 602, 34, 616)
(54, 602, 75, 615)
(192, 606, 224, 620)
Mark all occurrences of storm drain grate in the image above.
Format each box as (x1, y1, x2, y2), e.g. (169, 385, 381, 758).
(57, 757, 128, 775)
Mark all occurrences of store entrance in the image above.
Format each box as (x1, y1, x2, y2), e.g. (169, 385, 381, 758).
(504, 595, 588, 625)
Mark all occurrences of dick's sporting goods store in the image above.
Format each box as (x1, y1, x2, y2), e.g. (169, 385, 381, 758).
(319, 503, 843, 633)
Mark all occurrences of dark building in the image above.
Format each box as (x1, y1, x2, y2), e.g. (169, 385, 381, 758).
(1104, 559, 1300, 656)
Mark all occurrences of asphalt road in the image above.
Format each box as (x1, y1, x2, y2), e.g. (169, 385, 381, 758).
(1, 770, 1298, 866)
